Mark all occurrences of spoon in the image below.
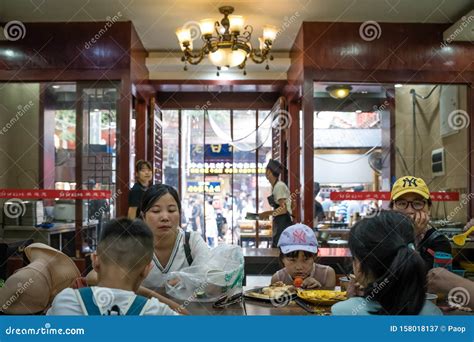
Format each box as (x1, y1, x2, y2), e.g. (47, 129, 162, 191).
(452, 225, 474, 246)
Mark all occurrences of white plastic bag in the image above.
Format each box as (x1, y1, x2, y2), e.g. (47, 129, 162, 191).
(165, 244, 244, 302)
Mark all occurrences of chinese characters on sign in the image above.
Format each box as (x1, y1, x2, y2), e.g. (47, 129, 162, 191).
(188, 162, 266, 175)
(0, 189, 112, 199)
(186, 182, 222, 194)
(330, 191, 459, 201)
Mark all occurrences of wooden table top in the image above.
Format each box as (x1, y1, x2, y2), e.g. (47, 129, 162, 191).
(153, 287, 310, 316)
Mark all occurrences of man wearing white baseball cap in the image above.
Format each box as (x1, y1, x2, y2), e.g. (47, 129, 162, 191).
(271, 224, 335, 289)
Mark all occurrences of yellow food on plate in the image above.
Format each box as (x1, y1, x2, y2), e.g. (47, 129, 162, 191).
(297, 289, 347, 305)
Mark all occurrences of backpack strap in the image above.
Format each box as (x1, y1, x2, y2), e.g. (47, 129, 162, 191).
(184, 231, 194, 266)
(125, 295, 149, 315)
(76, 287, 101, 315)
(419, 229, 443, 252)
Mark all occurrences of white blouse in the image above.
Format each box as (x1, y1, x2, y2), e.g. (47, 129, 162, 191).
(141, 229, 210, 288)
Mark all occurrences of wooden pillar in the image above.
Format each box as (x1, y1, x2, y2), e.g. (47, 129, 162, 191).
(302, 76, 314, 226)
(135, 99, 148, 161)
(287, 98, 301, 222)
(75, 85, 84, 257)
(381, 89, 396, 193)
(117, 75, 132, 217)
(469, 84, 474, 222)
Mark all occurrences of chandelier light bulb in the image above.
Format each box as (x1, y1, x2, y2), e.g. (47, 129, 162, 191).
(262, 25, 278, 42)
(199, 19, 215, 36)
(228, 15, 245, 33)
(176, 27, 191, 46)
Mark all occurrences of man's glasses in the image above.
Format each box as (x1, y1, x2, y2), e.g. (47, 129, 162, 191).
(393, 199, 427, 211)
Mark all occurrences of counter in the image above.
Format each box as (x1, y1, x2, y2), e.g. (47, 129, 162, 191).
(1, 221, 98, 256)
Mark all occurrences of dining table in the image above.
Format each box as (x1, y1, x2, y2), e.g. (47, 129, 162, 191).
(152, 286, 314, 316)
(151, 287, 472, 316)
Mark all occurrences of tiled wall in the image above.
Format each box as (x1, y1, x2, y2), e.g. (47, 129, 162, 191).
(395, 84, 469, 223)
(0, 83, 40, 220)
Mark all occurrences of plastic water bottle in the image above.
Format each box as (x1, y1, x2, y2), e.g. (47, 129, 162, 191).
(433, 251, 453, 271)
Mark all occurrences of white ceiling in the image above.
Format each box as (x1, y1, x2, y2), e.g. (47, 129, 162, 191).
(2, 0, 472, 51)
(1, 0, 472, 80)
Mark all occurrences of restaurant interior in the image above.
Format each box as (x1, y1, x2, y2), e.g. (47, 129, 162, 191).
(0, 0, 473, 316)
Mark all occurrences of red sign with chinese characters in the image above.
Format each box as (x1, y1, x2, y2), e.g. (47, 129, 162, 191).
(0, 189, 112, 199)
(330, 191, 459, 201)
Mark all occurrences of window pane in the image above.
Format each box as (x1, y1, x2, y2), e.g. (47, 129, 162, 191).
(82, 86, 118, 234)
(204, 110, 232, 246)
(182, 110, 205, 240)
(233, 110, 259, 247)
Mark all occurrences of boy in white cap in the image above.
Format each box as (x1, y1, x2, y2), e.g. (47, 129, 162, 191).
(271, 223, 335, 289)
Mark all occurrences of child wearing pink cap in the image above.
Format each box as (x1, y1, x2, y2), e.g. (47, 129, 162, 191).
(271, 223, 335, 289)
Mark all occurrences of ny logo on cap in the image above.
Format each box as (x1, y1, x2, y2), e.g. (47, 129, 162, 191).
(402, 177, 418, 188)
(293, 229, 306, 244)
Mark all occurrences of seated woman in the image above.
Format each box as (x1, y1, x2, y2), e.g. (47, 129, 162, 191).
(138, 184, 210, 289)
(332, 211, 442, 315)
(271, 224, 335, 289)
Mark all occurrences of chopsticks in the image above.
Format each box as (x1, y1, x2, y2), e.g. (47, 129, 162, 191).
(336, 263, 352, 282)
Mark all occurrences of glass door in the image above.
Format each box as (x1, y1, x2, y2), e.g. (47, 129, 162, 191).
(79, 83, 118, 252)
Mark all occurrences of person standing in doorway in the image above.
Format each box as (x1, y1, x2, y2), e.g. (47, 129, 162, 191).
(259, 159, 293, 248)
(128, 160, 153, 219)
(204, 196, 218, 247)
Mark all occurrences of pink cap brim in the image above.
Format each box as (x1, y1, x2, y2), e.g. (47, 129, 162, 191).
(280, 244, 317, 254)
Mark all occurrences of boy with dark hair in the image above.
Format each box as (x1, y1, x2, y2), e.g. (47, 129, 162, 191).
(390, 176, 451, 270)
(48, 218, 177, 315)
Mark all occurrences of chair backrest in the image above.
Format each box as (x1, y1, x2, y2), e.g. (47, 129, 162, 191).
(0, 239, 34, 280)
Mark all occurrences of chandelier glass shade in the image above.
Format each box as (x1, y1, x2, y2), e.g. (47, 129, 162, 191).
(176, 6, 277, 75)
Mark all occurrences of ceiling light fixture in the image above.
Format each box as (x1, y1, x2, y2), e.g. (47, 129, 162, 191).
(176, 6, 277, 76)
(326, 85, 353, 99)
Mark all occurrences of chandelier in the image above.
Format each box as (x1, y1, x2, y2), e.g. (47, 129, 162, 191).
(176, 6, 278, 76)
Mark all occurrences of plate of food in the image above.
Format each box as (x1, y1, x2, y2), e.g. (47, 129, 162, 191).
(296, 289, 347, 306)
(295, 297, 331, 315)
(244, 282, 296, 302)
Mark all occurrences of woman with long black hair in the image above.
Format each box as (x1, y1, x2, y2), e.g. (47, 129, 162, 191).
(137, 184, 210, 288)
(332, 210, 441, 315)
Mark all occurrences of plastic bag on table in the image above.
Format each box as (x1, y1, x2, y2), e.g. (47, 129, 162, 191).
(165, 244, 244, 302)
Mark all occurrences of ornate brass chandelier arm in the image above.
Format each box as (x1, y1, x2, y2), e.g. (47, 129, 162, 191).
(182, 48, 206, 65)
(240, 25, 253, 41)
(249, 49, 273, 64)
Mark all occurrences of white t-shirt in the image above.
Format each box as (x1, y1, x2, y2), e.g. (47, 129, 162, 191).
(47, 286, 178, 316)
(272, 181, 292, 215)
(141, 229, 210, 288)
